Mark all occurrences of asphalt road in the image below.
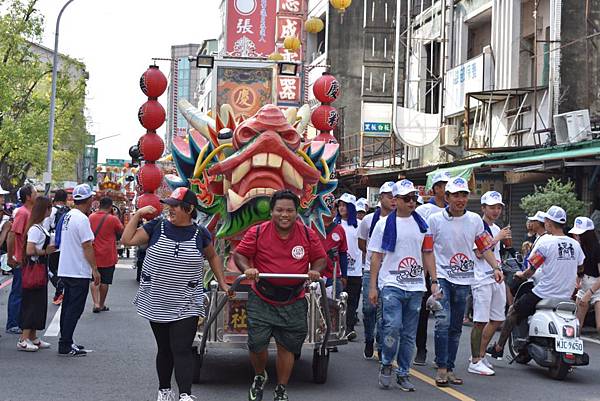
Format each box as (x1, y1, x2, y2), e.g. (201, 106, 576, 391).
(1, 261, 599, 401)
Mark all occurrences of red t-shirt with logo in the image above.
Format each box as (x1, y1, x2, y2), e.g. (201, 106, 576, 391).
(89, 211, 124, 268)
(11, 206, 31, 264)
(319, 223, 348, 279)
(235, 219, 327, 304)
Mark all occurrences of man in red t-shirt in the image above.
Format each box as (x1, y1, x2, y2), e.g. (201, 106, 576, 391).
(89, 197, 123, 313)
(234, 190, 326, 401)
(5, 184, 37, 334)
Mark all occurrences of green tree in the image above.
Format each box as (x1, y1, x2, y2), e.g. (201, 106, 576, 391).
(0, 0, 89, 194)
(520, 178, 588, 227)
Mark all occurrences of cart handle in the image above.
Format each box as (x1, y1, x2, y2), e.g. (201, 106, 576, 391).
(198, 273, 332, 355)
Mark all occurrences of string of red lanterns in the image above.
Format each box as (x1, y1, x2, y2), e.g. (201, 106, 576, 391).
(136, 65, 167, 219)
(311, 72, 341, 143)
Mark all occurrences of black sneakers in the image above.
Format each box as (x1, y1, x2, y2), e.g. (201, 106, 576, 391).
(273, 384, 288, 401)
(363, 341, 374, 359)
(248, 371, 268, 401)
(486, 343, 503, 360)
(413, 349, 427, 366)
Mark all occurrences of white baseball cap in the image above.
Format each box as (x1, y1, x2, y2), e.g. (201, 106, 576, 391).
(379, 181, 395, 194)
(527, 211, 546, 223)
(445, 177, 470, 194)
(336, 193, 356, 205)
(356, 198, 369, 212)
(481, 191, 504, 206)
(541, 205, 567, 224)
(72, 184, 95, 201)
(392, 179, 418, 197)
(431, 171, 451, 186)
(568, 216, 595, 235)
(0, 184, 8, 195)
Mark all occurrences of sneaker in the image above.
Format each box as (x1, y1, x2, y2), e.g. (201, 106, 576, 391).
(17, 338, 39, 352)
(482, 356, 494, 370)
(59, 348, 87, 357)
(468, 360, 495, 376)
(178, 394, 196, 401)
(363, 341, 374, 359)
(52, 294, 64, 305)
(486, 343, 503, 360)
(72, 343, 85, 351)
(273, 384, 288, 401)
(396, 375, 416, 392)
(6, 326, 22, 335)
(157, 389, 175, 401)
(378, 365, 392, 389)
(414, 350, 427, 366)
(346, 330, 357, 341)
(248, 371, 268, 401)
(32, 338, 51, 349)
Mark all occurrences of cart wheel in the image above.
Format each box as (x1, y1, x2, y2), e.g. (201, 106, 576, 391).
(312, 349, 329, 384)
(192, 346, 204, 384)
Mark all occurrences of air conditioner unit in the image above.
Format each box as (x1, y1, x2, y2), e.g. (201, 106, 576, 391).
(439, 125, 459, 147)
(553, 109, 593, 144)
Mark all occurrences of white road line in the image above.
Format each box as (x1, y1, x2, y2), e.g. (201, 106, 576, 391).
(44, 305, 62, 337)
(582, 335, 600, 345)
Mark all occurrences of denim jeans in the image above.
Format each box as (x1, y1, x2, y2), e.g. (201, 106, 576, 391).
(325, 277, 342, 298)
(362, 271, 381, 345)
(434, 278, 470, 370)
(6, 266, 22, 330)
(59, 277, 90, 353)
(380, 286, 423, 376)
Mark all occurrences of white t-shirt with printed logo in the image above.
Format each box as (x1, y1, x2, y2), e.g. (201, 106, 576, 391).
(341, 220, 362, 277)
(358, 212, 388, 271)
(529, 235, 585, 299)
(368, 215, 433, 291)
(428, 210, 492, 286)
(58, 208, 95, 279)
(473, 223, 501, 288)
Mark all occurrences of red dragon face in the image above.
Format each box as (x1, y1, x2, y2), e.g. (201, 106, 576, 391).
(208, 105, 321, 212)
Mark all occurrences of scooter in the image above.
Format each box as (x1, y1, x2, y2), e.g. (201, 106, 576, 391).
(508, 278, 589, 380)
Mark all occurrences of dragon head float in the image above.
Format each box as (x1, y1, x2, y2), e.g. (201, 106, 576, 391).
(166, 100, 339, 240)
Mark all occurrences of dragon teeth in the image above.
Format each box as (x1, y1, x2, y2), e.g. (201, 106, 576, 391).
(227, 189, 244, 211)
(232, 159, 251, 185)
(282, 160, 303, 190)
(267, 153, 282, 168)
(252, 153, 268, 167)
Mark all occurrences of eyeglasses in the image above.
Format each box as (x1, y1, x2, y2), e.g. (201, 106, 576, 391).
(398, 195, 418, 203)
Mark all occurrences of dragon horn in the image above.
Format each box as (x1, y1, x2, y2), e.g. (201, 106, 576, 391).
(295, 104, 311, 135)
(283, 107, 297, 125)
(178, 99, 215, 141)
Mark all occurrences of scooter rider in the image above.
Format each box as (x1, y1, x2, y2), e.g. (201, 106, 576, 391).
(488, 206, 585, 358)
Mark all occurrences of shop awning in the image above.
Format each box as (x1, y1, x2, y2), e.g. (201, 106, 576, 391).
(425, 139, 600, 189)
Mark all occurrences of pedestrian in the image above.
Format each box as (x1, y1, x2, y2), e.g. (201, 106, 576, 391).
(571, 217, 600, 334)
(468, 191, 508, 376)
(0, 185, 12, 276)
(89, 197, 124, 313)
(358, 182, 396, 359)
(368, 180, 439, 392)
(416, 171, 451, 220)
(526, 212, 546, 243)
(18, 196, 54, 352)
(5, 184, 37, 335)
(121, 187, 229, 401)
(234, 189, 326, 401)
(43, 189, 69, 305)
(524, 219, 536, 243)
(321, 194, 348, 298)
(427, 177, 500, 387)
(488, 206, 585, 359)
(356, 197, 369, 221)
(57, 184, 100, 357)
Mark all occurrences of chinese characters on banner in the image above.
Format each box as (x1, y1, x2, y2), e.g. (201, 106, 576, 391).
(278, 0, 303, 13)
(276, 15, 303, 62)
(226, 0, 277, 57)
(277, 77, 301, 103)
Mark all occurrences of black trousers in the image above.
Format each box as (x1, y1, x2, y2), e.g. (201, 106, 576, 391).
(48, 252, 63, 296)
(150, 316, 199, 396)
(345, 276, 362, 331)
(59, 277, 89, 353)
(416, 275, 432, 353)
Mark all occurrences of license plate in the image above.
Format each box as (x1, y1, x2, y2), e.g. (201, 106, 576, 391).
(555, 338, 583, 355)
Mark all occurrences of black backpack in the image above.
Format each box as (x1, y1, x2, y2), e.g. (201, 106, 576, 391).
(51, 205, 70, 233)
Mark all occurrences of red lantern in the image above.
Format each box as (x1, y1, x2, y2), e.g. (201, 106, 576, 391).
(313, 72, 340, 104)
(311, 104, 339, 132)
(137, 193, 162, 220)
(139, 131, 165, 162)
(138, 162, 163, 192)
(140, 65, 167, 98)
(138, 100, 166, 130)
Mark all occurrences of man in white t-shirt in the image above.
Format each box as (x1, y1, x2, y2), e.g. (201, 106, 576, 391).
(57, 184, 100, 356)
(356, 198, 369, 221)
(416, 171, 450, 221)
(369, 180, 439, 391)
(488, 206, 585, 359)
(469, 191, 510, 376)
(427, 177, 500, 387)
(358, 181, 396, 359)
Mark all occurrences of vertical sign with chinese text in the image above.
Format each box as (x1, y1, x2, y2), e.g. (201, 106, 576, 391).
(226, 0, 277, 57)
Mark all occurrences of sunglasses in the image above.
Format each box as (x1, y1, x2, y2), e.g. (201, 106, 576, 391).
(398, 195, 418, 203)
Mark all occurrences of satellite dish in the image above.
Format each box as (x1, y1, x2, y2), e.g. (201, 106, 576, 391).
(394, 107, 440, 147)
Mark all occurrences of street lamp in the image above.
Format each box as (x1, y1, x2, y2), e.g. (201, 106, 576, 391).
(44, 0, 77, 194)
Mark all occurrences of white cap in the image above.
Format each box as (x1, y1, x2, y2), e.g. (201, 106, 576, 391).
(527, 211, 546, 223)
(445, 177, 470, 194)
(569, 216, 595, 235)
(379, 181, 395, 194)
(356, 198, 369, 212)
(337, 193, 356, 205)
(0, 184, 8, 195)
(541, 205, 567, 224)
(392, 179, 418, 197)
(72, 184, 95, 201)
(431, 171, 451, 186)
(481, 191, 504, 206)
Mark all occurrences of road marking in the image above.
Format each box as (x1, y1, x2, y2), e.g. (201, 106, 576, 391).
(0, 277, 13, 290)
(582, 335, 600, 345)
(44, 305, 62, 337)
(410, 369, 477, 401)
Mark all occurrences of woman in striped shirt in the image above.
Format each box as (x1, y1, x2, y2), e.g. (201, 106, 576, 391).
(122, 188, 228, 401)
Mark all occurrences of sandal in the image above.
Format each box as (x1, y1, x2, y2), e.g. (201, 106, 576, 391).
(447, 371, 464, 385)
(92, 307, 101, 313)
(435, 372, 449, 387)
(100, 306, 109, 312)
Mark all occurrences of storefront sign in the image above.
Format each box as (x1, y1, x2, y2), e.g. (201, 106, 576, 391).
(225, 0, 277, 57)
(216, 66, 274, 117)
(277, 76, 301, 103)
(443, 52, 493, 117)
